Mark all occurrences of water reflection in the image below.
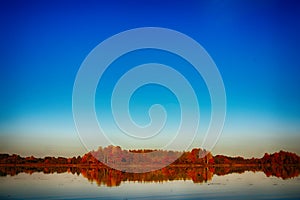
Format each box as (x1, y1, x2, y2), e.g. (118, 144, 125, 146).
(0, 164, 299, 187)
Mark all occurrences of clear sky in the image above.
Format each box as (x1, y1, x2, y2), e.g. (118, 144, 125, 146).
(0, 0, 299, 158)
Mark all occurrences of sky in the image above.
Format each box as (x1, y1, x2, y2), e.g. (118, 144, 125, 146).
(0, 0, 300, 158)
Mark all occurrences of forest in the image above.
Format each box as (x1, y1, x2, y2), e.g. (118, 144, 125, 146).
(1, 145, 299, 166)
(1, 146, 300, 186)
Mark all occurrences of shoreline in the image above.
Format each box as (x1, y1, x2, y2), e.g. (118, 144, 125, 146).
(1, 163, 299, 168)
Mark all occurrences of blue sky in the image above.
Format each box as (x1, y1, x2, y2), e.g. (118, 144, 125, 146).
(0, 0, 299, 157)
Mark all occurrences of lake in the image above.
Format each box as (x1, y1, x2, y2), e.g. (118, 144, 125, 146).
(0, 166, 300, 199)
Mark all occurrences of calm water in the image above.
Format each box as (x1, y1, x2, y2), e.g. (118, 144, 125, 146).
(1, 167, 300, 200)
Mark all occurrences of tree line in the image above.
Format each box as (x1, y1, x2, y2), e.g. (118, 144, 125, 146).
(0, 146, 299, 166)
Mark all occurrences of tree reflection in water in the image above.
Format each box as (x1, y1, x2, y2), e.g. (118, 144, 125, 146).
(0, 165, 299, 187)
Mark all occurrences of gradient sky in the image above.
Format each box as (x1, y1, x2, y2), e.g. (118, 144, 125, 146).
(0, 0, 300, 158)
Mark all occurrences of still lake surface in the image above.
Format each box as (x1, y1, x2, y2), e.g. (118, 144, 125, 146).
(0, 166, 300, 200)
